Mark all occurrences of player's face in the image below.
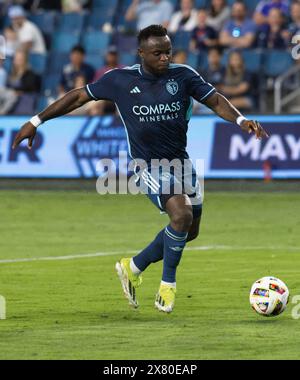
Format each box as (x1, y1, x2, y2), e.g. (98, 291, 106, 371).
(139, 36, 172, 76)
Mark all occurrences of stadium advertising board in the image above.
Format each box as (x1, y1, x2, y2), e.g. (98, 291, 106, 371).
(0, 115, 299, 178)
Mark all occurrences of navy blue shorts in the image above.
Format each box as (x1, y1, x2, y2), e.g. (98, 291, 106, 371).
(135, 160, 203, 219)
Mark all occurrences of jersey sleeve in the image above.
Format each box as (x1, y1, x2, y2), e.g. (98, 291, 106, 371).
(184, 66, 216, 103)
(85, 69, 116, 101)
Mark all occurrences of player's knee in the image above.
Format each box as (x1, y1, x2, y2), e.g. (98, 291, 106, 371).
(171, 209, 193, 231)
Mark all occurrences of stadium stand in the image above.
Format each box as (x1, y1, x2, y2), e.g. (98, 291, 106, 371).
(0, 0, 297, 115)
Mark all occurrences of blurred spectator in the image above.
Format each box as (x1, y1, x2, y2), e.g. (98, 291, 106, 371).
(168, 0, 198, 34)
(203, 47, 225, 88)
(254, 0, 289, 26)
(220, 1, 256, 49)
(89, 47, 123, 116)
(190, 9, 218, 52)
(172, 50, 187, 64)
(218, 50, 253, 111)
(59, 45, 95, 96)
(7, 49, 40, 92)
(61, 0, 90, 13)
(94, 46, 123, 82)
(4, 26, 19, 57)
(68, 74, 92, 115)
(0, 60, 7, 88)
(289, 1, 300, 40)
(8, 5, 46, 54)
(207, 0, 231, 32)
(255, 8, 289, 49)
(125, 0, 173, 30)
(0, 49, 40, 115)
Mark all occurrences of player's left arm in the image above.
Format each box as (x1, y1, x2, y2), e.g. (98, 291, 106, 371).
(204, 92, 269, 139)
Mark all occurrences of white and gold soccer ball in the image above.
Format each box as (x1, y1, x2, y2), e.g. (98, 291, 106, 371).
(249, 276, 289, 317)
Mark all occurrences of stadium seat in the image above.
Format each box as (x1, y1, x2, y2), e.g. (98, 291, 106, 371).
(114, 0, 137, 32)
(92, 0, 118, 11)
(91, 0, 118, 23)
(85, 53, 104, 70)
(115, 16, 137, 33)
(29, 11, 58, 49)
(120, 52, 137, 66)
(244, 0, 260, 13)
(221, 49, 263, 74)
(86, 13, 113, 31)
(241, 49, 263, 74)
(172, 31, 192, 51)
(1, 15, 11, 29)
(36, 96, 49, 113)
(11, 93, 39, 115)
(47, 52, 70, 74)
(57, 12, 86, 32)
(113, 32, 138, 54)
(194, 0, 208, 8)
(3, 56, 13, 73)
(81, 31, 110, 53)
(167, 0, 179, 6)
(29, 11, 57, 36)
(187, 52, 199, 69)
(198, 52, 209, 71)
(51, 32, 81, 53)
(29, 53, 47, 75)
(42, 73, 61, 97)
(263, 50, 294, 78)
(226, 0, 237, 6)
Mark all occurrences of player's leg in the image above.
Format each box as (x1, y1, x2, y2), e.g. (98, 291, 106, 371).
(115, 169, 165, 308)
(155, 194, 193, 313)
(187, 206, 202, 242)
(129, 211, 201, 283)
(116, 165, 201, 309)
(116, 204, 200, 309)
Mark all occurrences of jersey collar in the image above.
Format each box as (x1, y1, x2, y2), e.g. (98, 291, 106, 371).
(140, 64, 169, 80)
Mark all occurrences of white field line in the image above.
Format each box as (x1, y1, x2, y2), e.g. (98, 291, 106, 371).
(0, 245, 300, 265)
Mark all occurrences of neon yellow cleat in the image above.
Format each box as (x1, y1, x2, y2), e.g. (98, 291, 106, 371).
(155, 284, 176, 313)
(115, 258, 142, 308)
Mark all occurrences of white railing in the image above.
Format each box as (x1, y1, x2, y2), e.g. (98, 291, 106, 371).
(274, 64, 300, 114)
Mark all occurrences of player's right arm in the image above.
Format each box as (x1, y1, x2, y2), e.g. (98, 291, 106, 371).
(12, 69, 117, 150)
(12, 87, 91, 149)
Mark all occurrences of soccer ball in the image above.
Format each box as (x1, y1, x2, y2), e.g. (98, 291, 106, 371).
(249, 276, 289, 317)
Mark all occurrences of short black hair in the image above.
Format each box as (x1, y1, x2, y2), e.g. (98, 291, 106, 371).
(71, 45, 85, 55)
(137, 24, 168, 46)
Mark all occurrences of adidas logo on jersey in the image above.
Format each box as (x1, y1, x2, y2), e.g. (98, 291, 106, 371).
(130, 86, 141, 94)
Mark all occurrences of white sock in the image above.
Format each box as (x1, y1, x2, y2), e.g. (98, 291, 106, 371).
(130, 258, 142, 275)
(161, 280, 176, 288)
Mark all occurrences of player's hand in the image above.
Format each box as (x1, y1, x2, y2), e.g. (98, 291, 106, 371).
(240, 120, 269, 140)
(12, 122, 37, 150)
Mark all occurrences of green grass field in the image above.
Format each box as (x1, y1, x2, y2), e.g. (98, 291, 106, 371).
(0, 189, 300, 359)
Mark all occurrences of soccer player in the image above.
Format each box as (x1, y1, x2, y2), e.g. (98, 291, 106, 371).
(12, 25, 268, 313)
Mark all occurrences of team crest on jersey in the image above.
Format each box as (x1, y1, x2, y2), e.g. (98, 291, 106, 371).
(166, 79, 178, 95)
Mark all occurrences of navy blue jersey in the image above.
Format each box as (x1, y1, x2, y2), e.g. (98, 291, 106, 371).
(86, 63, 215, 162)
